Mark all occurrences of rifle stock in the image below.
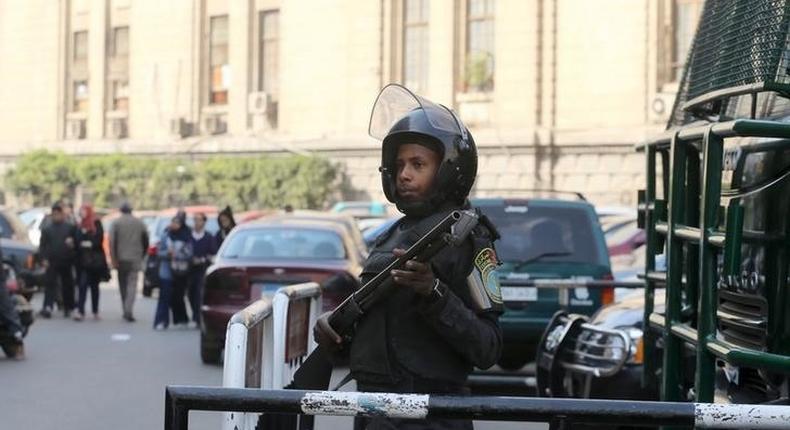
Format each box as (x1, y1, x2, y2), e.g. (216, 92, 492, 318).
(290, 210, 478, 390)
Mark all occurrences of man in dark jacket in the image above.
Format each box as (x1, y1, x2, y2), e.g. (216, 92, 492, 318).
(315, 84, 503, 430)
(39, 203, 78, 318)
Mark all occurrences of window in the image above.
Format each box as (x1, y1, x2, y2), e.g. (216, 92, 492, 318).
(73, 31, 88, 63)
(476, 203, 605, 266)
(73, 80, 89, 112)
(108, 26, 130, 112)
(672, 0, 703, 82)
(70, 31, 89, 113)
(209, 15, 229, 105)
(109, 80, 129, 111)
(463, 0, 494, 92)
(258, 10, 279, 98)
(111, 26, 129, 58)
(221, 228, 347, 260)
(402, 0, 429, 93)
(657, 0, 704, 88)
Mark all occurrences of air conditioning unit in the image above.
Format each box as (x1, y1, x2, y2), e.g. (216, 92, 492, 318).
(248, 92, 271, 115)
(203, 114, 227, 135)
(648, 92, 678, 124)
(170, 117, 194, 138)
(107, 118, 128, 139)
(66, 119, 86, 139)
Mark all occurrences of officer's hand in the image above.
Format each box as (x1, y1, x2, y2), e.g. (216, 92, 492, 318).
(391, 248, 435, 296)
(313, 311, 342, 348)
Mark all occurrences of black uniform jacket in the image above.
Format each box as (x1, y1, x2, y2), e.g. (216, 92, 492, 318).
(344, 205, 503, 391)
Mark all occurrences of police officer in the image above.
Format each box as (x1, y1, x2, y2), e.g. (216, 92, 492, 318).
(315, 84, 503, 430)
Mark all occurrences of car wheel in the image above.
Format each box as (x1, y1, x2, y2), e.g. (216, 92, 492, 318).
(200, 332, 222, 365)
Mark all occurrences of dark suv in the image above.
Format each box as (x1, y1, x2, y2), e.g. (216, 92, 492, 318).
(472, 197, 614, 373)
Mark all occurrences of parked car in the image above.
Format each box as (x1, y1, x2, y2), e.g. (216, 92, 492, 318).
(264, 211, 368, 261)
(0, 208, 35, 245)
(143, 206, 219, 297)
(18, 207, 49, 247)
(330, 201, 390, 218)
(470, 197, 614, 374)
(1, 238, 44, 299)
(200, 218, 363, 364)
(602, 216, 645, 260)
(536, 289, 664, 401)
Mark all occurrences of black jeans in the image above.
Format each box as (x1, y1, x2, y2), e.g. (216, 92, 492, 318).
(44, 264, 75, 314)
(77, 270, 100, 315)
(170, 274, 189, 325)
(187, 266, 207, 324)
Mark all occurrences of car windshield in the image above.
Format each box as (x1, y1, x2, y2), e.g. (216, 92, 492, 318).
(221, 227, 346, 260)
(477, 203, 603, 265)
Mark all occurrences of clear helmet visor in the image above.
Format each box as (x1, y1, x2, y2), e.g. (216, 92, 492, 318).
(368, 84, 467, 141)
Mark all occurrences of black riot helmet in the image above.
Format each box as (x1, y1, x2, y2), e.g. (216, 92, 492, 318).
(368, 84, 478, 216)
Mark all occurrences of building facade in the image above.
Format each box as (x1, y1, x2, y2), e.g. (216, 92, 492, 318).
(0, 0, 702, 205)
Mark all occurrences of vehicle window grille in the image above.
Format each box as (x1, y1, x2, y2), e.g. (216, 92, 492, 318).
(669, 0, 790, 127)
(717, 289, 768, 349)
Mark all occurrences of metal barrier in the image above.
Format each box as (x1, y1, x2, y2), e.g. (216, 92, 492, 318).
(164, 386, 790, 429)
(221, 282, 322, 430)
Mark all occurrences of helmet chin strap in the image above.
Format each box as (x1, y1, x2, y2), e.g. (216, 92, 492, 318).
(395, 188, 448, 217)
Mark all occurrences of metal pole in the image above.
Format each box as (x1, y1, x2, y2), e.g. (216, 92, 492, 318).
(164, 386, 790, 429)
(695, 126, 723, 402)
(643, 143, 658, 390)
(663, 130, 688, 404)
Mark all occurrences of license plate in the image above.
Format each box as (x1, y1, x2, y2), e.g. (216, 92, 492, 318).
(501, 286, 538, 302)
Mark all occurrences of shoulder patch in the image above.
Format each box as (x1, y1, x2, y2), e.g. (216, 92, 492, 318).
(474, 247, 502, 304)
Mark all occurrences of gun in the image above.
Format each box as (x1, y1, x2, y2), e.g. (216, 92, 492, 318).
(290, 209, 480, 390)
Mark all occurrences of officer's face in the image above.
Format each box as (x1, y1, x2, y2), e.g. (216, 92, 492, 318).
(395, 143, 441, 202)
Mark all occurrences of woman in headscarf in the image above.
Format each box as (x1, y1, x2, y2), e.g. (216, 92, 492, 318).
(74, 204, 107, 321)
(153, 213, 193, 330)
(215, 205, 236, 249)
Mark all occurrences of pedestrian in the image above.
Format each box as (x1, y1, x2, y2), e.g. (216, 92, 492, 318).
(314, 85, 503, 430)
(110, 202, 149, 322)
(74, 204, 108, 321)
(187, 212, 215, 328)
(0, 245, 25, 359)
(39, 203, 78, 318)
(215, 206, 236, 248)
(153, 214, 193, 330)
(39, 203, 77, 318)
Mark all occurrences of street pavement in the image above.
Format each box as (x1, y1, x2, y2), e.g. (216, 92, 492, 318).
(0, 281, 546, 430)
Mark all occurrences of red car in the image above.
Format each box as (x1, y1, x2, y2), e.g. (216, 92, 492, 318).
(200, 218, 363, 364)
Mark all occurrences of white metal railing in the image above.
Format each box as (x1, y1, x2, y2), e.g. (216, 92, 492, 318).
(221, 282, 322, 430)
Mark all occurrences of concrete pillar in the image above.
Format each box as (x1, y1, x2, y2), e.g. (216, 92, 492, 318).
(427, 0, 455, 105)
(87, 0, 107, 139)
(228, 0, 252, 134)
